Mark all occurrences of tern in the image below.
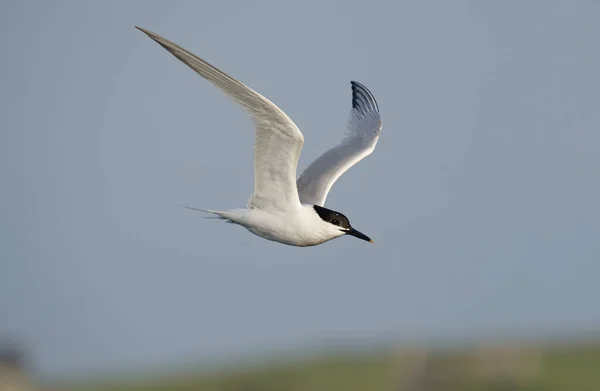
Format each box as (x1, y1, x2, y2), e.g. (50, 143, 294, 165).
(137, 27, 383, 247)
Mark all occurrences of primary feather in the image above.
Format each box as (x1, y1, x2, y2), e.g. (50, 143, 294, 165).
(296, 81, 383, 206)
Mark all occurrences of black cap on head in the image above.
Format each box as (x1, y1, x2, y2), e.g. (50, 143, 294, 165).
(313, 205, 373, 243)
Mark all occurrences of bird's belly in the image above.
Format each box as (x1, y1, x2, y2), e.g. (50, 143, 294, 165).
(245, 225, 328, 247)
(226, 207, 333, 247)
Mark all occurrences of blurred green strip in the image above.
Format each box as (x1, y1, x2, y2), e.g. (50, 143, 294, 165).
(51, 342, 600, 391)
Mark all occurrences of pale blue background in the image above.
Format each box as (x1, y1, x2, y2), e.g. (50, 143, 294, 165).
(1, 0, 599, 380)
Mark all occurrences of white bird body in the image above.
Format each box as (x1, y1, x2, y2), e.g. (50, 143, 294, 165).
(213, 205, 346, 247)
(137, 27, 383, 247)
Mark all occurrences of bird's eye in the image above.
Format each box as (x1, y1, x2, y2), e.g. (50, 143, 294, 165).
(331, 219, 339, 226)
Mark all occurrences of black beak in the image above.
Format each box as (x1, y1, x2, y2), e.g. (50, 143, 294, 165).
(346, 227, 374, 243)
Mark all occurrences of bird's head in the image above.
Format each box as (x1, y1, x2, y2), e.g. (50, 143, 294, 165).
(312, 205, 373, 243)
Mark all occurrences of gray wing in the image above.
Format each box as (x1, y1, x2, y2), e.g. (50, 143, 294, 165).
(136, 27, 305, 212)
(296, 81, 383, 206)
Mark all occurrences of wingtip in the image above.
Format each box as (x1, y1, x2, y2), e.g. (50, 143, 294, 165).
(350, 80, 379, 113)
(134, 26, 155, 38)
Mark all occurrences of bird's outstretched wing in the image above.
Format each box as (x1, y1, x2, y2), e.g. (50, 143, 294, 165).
(297, 81, 382, 206)
(136, 27, 305, 212)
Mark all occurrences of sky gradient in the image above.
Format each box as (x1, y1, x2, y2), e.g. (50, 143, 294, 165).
(1, 0, 600, 380)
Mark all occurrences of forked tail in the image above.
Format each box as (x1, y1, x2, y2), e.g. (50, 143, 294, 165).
(178, 204, 230, 221)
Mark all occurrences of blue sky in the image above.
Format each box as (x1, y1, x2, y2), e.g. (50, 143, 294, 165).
(1, 0, 599, 379)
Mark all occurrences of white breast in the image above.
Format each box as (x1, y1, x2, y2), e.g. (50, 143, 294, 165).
(221, 205, 344, 247)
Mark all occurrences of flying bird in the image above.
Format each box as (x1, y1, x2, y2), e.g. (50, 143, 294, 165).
(137, 27, 383, 246)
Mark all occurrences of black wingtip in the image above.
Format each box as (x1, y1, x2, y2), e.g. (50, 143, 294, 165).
(350, 81, 379, 113)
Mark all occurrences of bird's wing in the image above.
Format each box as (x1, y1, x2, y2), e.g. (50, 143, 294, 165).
(296, 81, 382, 206)
(137, 27, 305, 212)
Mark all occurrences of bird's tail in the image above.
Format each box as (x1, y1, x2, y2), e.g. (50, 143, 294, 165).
(178, 204, 230, 220)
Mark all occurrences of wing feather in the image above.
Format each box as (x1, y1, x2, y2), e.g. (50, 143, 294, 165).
(137, 27, 304, 212)
(297, 81, 382, 206)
